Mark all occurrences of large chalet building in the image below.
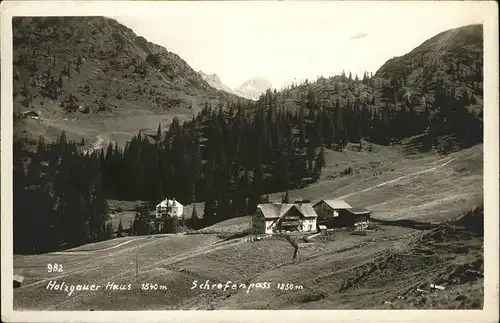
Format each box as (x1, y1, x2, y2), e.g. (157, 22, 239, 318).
(251, 202, 318, 234)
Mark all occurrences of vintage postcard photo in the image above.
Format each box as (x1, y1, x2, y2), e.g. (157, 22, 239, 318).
(1, 1, 498, 322)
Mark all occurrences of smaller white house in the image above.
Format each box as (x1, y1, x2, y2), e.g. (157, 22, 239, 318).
(156, 198, 184, 219)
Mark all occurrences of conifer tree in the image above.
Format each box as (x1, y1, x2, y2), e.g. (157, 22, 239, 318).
(117, 218, 123, 237)
(283, 191, 290, 203)
(313, 146, 325, 181)
(189, 204, 199, 229)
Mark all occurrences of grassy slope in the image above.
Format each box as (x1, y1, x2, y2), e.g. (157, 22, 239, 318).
(340, 144, 482, 223)
(179, 140, 481, 222)
(13, 143, 483, 310)
(14, 234, 220, 310)
(268, 142, 482, 224)
(18, 110, 196, 149)
(13, 17, 244, 148)
(195, 216, 251, 235)
(215, 208, 483, 310)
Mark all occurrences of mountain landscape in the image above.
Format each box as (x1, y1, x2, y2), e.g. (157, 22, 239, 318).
(13, 16, 246, 148)
(265, 24, 483, 117)
(199, 72, 273, 101)
(233, 77, 273, 100)
(198, 71, 235, 94)
(12, 16, 485, 312)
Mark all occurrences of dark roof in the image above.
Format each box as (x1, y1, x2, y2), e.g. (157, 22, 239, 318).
(347, 207, 371, 215)
(257, 203, 318, 219)
(257, 203, 293, 219)
(22, 110, 39, 116)
(294, 203, 317, 218)
(13, 275, 24, 283)
(314, 199, 352, 209)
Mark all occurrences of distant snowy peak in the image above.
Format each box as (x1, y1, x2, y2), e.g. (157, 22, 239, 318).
(199, 72, 272, 100)
(199, 71, 234, 94)
(234, 77, 273, 101)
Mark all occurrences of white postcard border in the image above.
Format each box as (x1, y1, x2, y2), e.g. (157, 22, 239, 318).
(1, 1, 498, 322)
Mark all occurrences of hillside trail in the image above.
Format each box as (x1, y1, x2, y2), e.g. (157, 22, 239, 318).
(333, 151, 465, 201)
(52, 237, 146, 255)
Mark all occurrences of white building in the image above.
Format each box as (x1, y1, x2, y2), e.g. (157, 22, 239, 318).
(251, 202, 318, 235)
(155, 198, 184, 219)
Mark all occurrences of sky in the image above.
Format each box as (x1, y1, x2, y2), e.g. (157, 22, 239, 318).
(113, 1, 485, 89)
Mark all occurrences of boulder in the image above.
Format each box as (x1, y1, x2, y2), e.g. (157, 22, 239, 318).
(78, 105, 89, 113)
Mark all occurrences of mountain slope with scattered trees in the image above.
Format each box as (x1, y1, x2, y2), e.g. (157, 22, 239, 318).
(13, 16, 246, 145)
(12, 22, 484, 254)
(256, 24, 483, 151)
(375, 24, 483, 111)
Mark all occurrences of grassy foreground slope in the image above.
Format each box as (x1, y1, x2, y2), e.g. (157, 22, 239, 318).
(13, 142, 483, 310)
(215, 207, 483, 310)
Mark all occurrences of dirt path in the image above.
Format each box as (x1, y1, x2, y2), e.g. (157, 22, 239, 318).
(52, 237, 146, 255)
(337, 153, 460, 200)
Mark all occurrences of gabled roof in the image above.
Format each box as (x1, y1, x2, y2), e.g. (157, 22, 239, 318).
(347, 207, 371, 215)
(294, 203, 317, 218)
(157, 198, 183, 208)
(257, 203, 317, 219)
(257, 203, 294, 219)
(13, 274, 24, 283)
(315, 199, 352, 209)
(22, 110, 39, 116)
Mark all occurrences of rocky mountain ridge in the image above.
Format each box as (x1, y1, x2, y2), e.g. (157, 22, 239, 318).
(13, 16, 243, 121)
(199, 72, 273, 101)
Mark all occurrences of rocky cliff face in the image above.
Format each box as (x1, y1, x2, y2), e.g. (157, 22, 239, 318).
(199, 71, 235, 94)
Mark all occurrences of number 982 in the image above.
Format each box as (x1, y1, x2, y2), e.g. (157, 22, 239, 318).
(47, 263, 63, 273)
